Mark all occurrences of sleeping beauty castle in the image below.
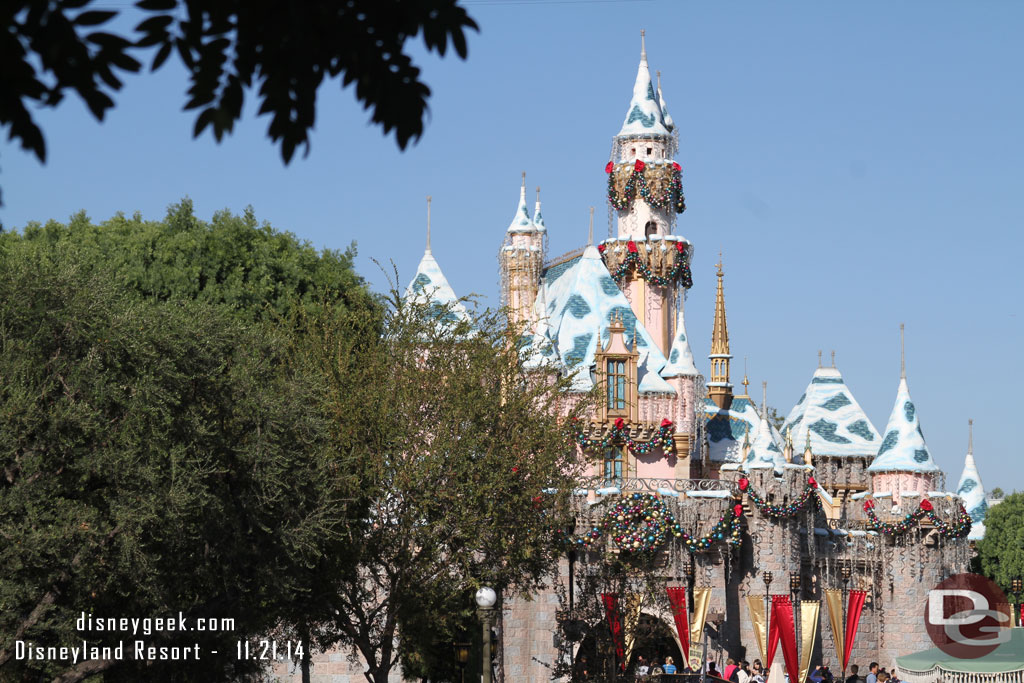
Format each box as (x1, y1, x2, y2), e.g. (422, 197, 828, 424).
(285, 34, 997, 683)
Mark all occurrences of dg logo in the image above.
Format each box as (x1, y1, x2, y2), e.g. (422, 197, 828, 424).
(925, 573, 1012, 659)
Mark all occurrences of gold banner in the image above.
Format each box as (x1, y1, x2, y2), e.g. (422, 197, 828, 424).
(688, 588, 711, 672)
(824, 590, 844, 668)
(746, 595, 768, 664)
(798, 602, 819, 683)
(624, 592, 646, 663)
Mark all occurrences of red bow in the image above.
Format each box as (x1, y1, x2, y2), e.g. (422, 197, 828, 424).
(738, 477, 749, 492)
(634, 159, 645, 172)
(808, 476, 817, 488)
(614, 417, 626, 430)
(511, 466, 519, 473)
(863, 499, 876, 511)
(627, 241, 638, 254)
(660, 418, 674, 428)
(734, 504, 744, 518)
(675, 241, 685, 253)
(671, 161, 681, 171)
(598, 244, 606, 253)
(919, 499, 934, 512)
(605, 161, 614, 174)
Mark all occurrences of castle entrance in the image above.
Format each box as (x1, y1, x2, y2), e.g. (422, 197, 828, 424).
(573, 613, 684, 680)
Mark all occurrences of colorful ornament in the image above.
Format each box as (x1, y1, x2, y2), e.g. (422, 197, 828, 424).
(604, 244, 693, 289)
(570, 418, 676, 457)
(606, 161, 686, 214)
(863, 498, 971, 539)
(745, 481, 820, 519)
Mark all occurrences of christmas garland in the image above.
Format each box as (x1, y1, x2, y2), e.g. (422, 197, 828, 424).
(598, 239, 693, 289)
(605, 159, 686, 214)
(739, 476, 821, 519)
(571, 417, 675, 457)
(555, 492, 743, 555)
(862, 498, 972, 539)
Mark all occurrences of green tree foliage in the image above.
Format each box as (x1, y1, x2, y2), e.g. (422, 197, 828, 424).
(0, 250, 362, 682)
(990, 487, 1005, 499)
(976, 493, 1024, 597)
(3, 198, 376, 322)
(1, 1, 477, 203)
(293, 292, 590, 683)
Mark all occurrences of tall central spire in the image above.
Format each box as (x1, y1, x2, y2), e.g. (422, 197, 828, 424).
(708, 255, 733, 409)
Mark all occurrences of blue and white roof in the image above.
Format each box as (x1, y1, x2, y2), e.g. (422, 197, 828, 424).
(867, 377, 942, 473)
(705, 396, 761, 463)
(656, 75, 675, 132)
(617, 37, 671, 138)
(533, 246, 671, 392)
(956, 449, 988, 540)
(661, 307, 699, 377)
(744, 412, 786, 472)
(533, 191, 546, 234)
(404, 249, 471, 326)
(506, 180, 536, 235)
(782, 366, 881, 459)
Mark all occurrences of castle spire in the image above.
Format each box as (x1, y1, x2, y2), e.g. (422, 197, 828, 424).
(533, 186, 546, 234)
(617, 30, 669, 138)
(708, 254, 733, 409)
(968, 417, 974, 455)
(506, 172, 533, 234)
(425, 195, 432, 254)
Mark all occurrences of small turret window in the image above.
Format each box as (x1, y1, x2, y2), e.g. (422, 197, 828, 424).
(645, 221, 657, 237)
(646, 147, 652, 156)
(606, 360, 626, 411)
(630, 147, 636, 157)
(604, 447, 624, 485)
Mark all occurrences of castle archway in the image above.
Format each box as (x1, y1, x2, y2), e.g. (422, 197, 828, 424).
(573, 612, 684, 680)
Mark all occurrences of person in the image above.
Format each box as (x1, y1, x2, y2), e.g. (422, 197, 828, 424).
(708, 662, 726, 681)
(846, 664, 861, 683)
(664, 656, 678, 675)
(724, 658, 738, 681)
(737, 661, 751, 683)
(810, 666, 828, 683)
(877, 673, 890, 683)
(752, 660, 764, 677)
(636, 654, 649, 679)
(889, 670, 900, 683)
(866, 662, 879, 683)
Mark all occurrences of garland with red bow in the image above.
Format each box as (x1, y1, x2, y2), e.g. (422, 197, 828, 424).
(739, 476, 821, 519)
(598, 239, 693, 289)
(555, 492, 743, 555)
(571, 417, 675, 456)
(862, 498, 972, 538)
(605, 159, 686, 214)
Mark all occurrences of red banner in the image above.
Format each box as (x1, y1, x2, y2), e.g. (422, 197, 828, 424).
(666, 587, 690, 666)
(601, 593, 625, 671)
(767, 596, 781, 669)
(772, 595, 799, 680)
(843, 590, 867, 670)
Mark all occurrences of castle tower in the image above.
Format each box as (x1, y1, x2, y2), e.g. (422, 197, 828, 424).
(956, 419, 989, 540)
(499, 173, 544, 329)
(707, 257, 733, 409)
(602, 31, 689, 356)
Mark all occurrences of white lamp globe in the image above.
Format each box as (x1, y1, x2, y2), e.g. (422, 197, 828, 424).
(475, 587, 497, 608)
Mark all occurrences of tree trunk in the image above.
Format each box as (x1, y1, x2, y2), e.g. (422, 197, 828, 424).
(300, 623, 311, 683)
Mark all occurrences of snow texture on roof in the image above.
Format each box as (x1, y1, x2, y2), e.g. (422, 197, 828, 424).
(617, 47, 671, 138)
(956, 451, 989, 539)
(506, 183, 536, 234)
(782, 366, 881, 459)
(533, 197, 546, 233)
(704, 396, 761, 463)
(867, 377, 942, 473)
(538, 246, 670, 392)
(657, 80, 675, 132)
(404, 250, 471, 325)
(744, 414, 786, 472)
(661, 307, 699, 377)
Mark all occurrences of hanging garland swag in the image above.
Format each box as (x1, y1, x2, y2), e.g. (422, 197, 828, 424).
(739, 476, 821, 519)
(556, 492, 743, 555)
(598, 239, 694, 289)
(862, 498, 972, 539)
(571, 417, 675, 457)
(606, 159, 686, 214)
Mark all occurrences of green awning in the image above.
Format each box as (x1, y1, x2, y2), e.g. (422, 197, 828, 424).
(897, 628, 1024, 674)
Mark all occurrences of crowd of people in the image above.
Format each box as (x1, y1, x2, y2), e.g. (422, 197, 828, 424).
(628, 657, 905, 683)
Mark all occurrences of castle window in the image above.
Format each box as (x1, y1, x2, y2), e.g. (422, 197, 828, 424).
(645, 221, 657, 237)
(606, 359, 627, 411)
(604, 447, 624, 485)
(630, 147, 636, 157)
(646, 147, 652, 156)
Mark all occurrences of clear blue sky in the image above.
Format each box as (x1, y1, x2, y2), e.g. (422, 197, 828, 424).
(3, 1, 1022, 493)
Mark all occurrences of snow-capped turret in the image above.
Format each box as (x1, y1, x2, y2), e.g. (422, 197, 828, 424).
(656, 71, 675, 132)
(500, 173, 544, 329)
(781, 363, 880, 459)
(507, 173, 536, 234)
(405, 198, 470, 325)
(745, 384, 786, 471)
(617, 30, 670, 138)
(532, 186, 546, 234)
(867, 376, 941, 475)
(661, 307, 699, 377)
(956, 419, 988, 540)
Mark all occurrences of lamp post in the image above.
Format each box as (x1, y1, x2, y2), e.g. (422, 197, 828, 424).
(790, 572, 801, 677)
(454, 642, 471, 683)
(841, 566, 852, 682)
(763, 571, 773, 671)
(476, 587, 497, 683)
(1013, 578, 1023, 628)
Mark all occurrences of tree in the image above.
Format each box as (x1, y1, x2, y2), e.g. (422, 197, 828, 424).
(975, 492, 1024, 598)
(1, 0, 478, 203)
(3, 198, 377, 323)
(293, 291, 590, 683)
(990, 487, 1005, 499)
(0, 248, 362, 682)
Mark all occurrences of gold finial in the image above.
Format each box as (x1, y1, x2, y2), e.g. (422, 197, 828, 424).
(805, 431, 812, 453)
(786, 425, 793, 448)
(818, 350, 822, 368)
(968, 418, 974, 455)
(831, 350, 835, 368)
(640, 29, 647, 62)
(587, 207, 594, 246)
(900, 323, 906, 379)
(742, 356, 750, 395)
(425, 195, 432, 254)
(715, 251, 723, 278)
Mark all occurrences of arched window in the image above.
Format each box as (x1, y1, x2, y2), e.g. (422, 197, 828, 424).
(604, 447, 624, 485)
(645, 221, 657, 237)
(606, 359, 627, 411)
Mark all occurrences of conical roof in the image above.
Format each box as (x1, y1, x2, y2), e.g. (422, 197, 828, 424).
(704, 395, 760, 463)
(782, 366, 881, 458)
(656, 72, 675, 132)
(404, 250, 470, 325)
(532, 188, 546, 234)
(745, 413, 786, 471)
(661, 307, 699, 377)
(867, 377, 942, 473)
(956, 439, 988, 535)
(538, 246, 670, 392)
(507, 177, 536, 234)
(617, 35, 671, 138)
